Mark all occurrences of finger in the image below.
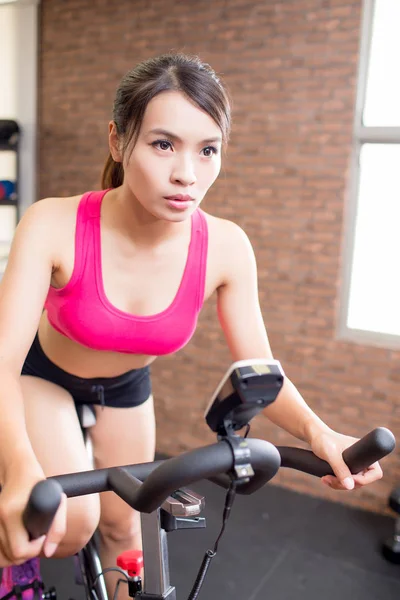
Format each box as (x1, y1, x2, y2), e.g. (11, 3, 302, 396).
(8, 533, 46, 564)
(322, 470, 378, 490)
(1, 503, 46, 563)
(326, 457, 355, 490)
(3, 516, 33, 563)
(28, 535, 47, 552)
(0, 550, 12, 567)
(44, 493, 67, 558)
(353, 464, 383, 487)
(17, 535, 46, 563)
(0, 527, 13, 566)
(321, 475, 335, 486)
(321, 476, 349, 491)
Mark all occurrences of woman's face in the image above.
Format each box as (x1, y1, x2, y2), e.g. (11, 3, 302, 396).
(109, 90, 223, 221)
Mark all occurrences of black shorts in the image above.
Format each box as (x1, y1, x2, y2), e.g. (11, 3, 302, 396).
(21, 334, 152, 410)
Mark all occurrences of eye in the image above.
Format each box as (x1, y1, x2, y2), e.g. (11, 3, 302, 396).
(202, 146, 218, 158)
(152, 139, 173, 151)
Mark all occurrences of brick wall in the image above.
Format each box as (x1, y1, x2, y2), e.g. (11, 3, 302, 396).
(39, 0, 399, 514)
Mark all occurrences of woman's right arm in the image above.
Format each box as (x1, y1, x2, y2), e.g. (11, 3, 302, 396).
(0, 200, 56, 481)
(0, 198, 67, 564)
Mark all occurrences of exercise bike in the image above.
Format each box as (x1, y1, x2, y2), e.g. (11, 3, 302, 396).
(10, 359, 398, 599)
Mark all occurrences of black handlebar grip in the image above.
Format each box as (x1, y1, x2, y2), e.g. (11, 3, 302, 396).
(342, 427, 395, 472)
(278, 427, 396, 478)
(22, 479, 63, 540)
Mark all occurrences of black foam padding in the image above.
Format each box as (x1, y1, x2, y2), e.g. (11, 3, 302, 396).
(23, 479, 63, 539)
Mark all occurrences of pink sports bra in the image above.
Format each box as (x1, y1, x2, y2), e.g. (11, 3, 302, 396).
(45, 190, 208, 355)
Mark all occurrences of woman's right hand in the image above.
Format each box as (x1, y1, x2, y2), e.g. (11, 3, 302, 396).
(0, 461, 67, 566)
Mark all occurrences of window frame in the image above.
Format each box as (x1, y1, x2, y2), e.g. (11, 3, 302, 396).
(337, 0, 400, 349)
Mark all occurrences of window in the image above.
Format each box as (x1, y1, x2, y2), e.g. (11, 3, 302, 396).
(339, 0, 400, 346)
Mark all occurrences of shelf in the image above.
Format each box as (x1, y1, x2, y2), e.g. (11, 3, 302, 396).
(0, 123, 20, 223)
(0, 143, 18, 152)
(0, 199, 18, 207)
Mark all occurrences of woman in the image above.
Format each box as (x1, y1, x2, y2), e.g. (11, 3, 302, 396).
(0, 54, 382, 600)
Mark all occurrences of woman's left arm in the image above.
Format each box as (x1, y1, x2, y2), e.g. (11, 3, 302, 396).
(216, 222, 382, 491)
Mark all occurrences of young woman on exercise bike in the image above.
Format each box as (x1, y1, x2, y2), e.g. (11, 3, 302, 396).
(0, 53, 382, 600)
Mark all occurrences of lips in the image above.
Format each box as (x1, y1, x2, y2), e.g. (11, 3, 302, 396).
(164, 194, 194, 202)
(164, 195, 194, 211)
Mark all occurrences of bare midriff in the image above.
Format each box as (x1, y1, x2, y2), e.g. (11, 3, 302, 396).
(37, 311, 156, 378)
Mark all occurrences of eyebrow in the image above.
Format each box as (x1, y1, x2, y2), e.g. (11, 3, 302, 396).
(147, 128, 222, 145)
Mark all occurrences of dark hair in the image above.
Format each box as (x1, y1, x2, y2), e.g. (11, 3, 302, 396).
(101, 53, 231, 189)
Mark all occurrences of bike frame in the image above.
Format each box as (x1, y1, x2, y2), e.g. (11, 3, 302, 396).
(1, 402, 393, 600)
(72, 408, 183, 600)
(72, 508, 183, 599)
(75, 537, 108, 600)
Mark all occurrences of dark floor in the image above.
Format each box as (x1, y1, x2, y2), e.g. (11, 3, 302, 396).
(38, 480, 400, 600)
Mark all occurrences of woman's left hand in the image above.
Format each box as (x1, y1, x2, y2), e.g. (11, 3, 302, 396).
(310, 429, 383, 491)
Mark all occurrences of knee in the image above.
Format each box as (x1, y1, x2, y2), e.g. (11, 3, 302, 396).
(56, 494, 101, 557)
(98, 509, 141, 545)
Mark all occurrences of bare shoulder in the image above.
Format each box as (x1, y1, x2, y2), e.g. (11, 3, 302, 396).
(20, 194, 83, 267)
(201, 211, 256, 289)
(203, 210, 254, 256)
(22, 194, 81, 239)
(28, 194, 81, 221)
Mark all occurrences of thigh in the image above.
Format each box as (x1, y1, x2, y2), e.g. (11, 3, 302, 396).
(22, 375, 91, 475)
(89, 395, 156, 532)
(21, 376, 100, 548)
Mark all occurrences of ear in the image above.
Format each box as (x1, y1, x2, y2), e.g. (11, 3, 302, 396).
(108, 121, 122, 162)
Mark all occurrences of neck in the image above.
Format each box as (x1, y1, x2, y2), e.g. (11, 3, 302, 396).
(104, 186, 188, 247)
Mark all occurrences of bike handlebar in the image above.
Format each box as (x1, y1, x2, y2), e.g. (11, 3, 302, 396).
(23, 427, 395, 540)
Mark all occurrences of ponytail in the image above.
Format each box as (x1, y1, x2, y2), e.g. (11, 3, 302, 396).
(101, 153, 124, 189)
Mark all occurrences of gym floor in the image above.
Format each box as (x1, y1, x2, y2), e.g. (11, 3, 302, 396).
(40, 480, 400, 600)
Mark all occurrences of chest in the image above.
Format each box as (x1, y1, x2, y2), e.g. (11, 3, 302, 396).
(100, 233, 191, 315)
(52, 222, 220, 316)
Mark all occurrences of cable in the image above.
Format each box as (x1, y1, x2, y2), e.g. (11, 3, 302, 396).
(211, 481, 237, 554)
(244, 423, 251, 438)
(187, 480, 237, 600)
(92, 430, 250, 600)
(113, 578, 128, 600)
(91, 566, 129, 589)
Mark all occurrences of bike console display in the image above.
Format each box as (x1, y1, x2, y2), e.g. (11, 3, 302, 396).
(204, 359, 285, 436)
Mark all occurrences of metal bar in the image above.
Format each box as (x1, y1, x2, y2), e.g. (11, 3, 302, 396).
(355, 126, 400, 143)
(140, 510, 175, 598)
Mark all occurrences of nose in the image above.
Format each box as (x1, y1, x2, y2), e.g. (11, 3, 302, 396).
(171, 153, 197, 186)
